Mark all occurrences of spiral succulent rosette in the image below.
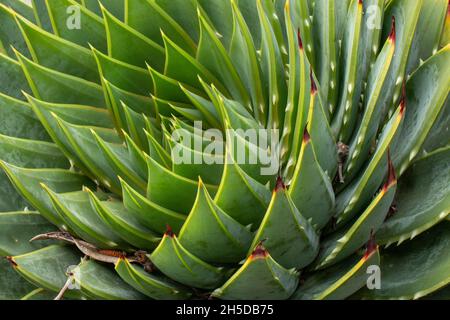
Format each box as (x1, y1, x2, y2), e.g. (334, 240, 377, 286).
(0, 0, 449, 300)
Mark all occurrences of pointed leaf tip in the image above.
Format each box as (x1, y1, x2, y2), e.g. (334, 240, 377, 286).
(251, 241, 269, 260)
(389, 16, 396, 42)
(303, 125, 311, 144)
(275, 176, 286, 192)
(400, 81, 407, 115)
(165, 225, 175, 238)
(364, 230, 378, 259)
(310, 70, 317, 94)
(384, 150, 397, 191)
(297, 29, 303, 50)
(5, 256, 17, 268)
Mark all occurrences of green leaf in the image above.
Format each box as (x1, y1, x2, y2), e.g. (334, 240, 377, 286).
(163, 32, 224, 93)
(406, 0, 447, 74)
(88, 191, 161, 250)
(312, 0, 340, 116)
(307, 85, 338, 178)
(377, 0, 422, 123)
(344, 29, 396, 182)
(178, 179, 253, 264)
(0, 212, 57, 256)
(16, 15, 99, 83)
(257, 0, 287, 129)
(228, 0, 266, 122)
(45, 0, 107, 51)
(115, 258, 192, 300)
(289, 131, 335, 230)
(102, 6, 164, 70)
(292, 248, 380, 300)
(354, 221, 450, 299)
(84, 0, 125, 21)
(74, 259, 146, 300)
(125, 0, 196, 54)
(0, 134, 69, 169)
(335, 105, 404, 226)
(54, 116, 122, 194)
(92, 47, 152, 97)
(331, 0, 364, 141)
(0, 3, 29, 57)
(121, 177, 186, 234)
(31, 0, 53, 32)
(8, 245, 84, 299)
(0, 162, 94, 228)
(0, 93, 49, 141)
(146, 155, 214, 214)
(43, 188, 126, 249)
(0, 257, 37, 300)
(21, 288, 56, 300)
(214, 156, 271, 228)
(212, 244, 299, 300)
(16, 50, 105, 107)
(0, 52, 30, 99)
(197, 12, 251, 109)
(251, 182, 319, 269)
(377, 147, 450, 246)
(392, 45, 450, 176)
(314, 173, 397, 270)
(150, 232, 228, 290)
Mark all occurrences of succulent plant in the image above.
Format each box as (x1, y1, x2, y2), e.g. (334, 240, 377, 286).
(0, 0, 449, 300)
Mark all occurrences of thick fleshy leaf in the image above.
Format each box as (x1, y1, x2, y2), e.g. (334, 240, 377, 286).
(43, 189, 126, 249)
(0, 3, 29, 57)
(125, 0, 196, 54)
(251, 181, 319, 269)
(88, 191, 161, 250)
(314, 170, 397, 270)
(214, 156, 271, 228)
(45, 0, 107, 51)
(73, 259, 146, 300)
(377, 147, 450, 246)
(8, 245, 85, 299)
(121, 177, 186, 234)
(391, 45, 450, 175)
(289, 130, 335, 229)
(115, 258, 192, 300)
(150, 232, 228, 290)
(0, 162, 95, 227)
(197, 12, 251, 109)
(292, 247, 380, 300)
(0, 211, 57, 256)
(0, 257, 36, 300)
(16, 50, 105, 107)
(0, 93, 49, 141)
(16, 15, 99, 83)
(178, 180, 253, 264)
(212, 245, 299, 300)
(355, 222, 450, 299)
(0, 52, 30, 99)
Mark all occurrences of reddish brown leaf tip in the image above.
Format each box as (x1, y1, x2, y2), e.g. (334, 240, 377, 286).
(303, 125, 311, 144)
(251, 241, 269, 260)
(275, 176, 286, 192)
(358, 0, 363, 6)
(389, 16, 396, 42)
(364, 230, 378, 259)
(5, 256, 17, 268)
(399, 81, 407, 115)
(384, 150, 397, 191)
(297, 29, 303, 50)
(165, 225, 175, 238)
(310, 70, 317, 94)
